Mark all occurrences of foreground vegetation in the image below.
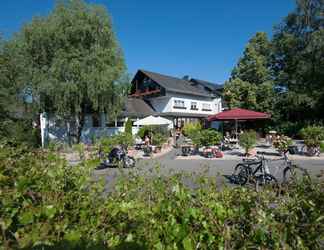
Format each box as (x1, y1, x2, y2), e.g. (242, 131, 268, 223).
(1, 142, 323, 249)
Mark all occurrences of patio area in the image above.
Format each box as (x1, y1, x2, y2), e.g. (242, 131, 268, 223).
(176, 139, 324, 161)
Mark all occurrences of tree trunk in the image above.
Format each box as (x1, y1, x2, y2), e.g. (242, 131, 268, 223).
(66, 119, 71, 147)
(76, 112, 85, 144)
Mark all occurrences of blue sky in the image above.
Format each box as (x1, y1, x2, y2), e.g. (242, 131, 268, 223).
(0, 0, 295, 83)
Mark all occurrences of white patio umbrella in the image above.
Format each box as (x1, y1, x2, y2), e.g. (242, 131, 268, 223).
(134, 115, 172, 126)
(134, 116, 172, 146)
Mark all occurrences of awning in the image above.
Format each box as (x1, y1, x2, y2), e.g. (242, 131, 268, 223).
(208, 108, 270, 121)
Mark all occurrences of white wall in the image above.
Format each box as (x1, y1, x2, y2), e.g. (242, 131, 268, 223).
(43, 114, 140, 145)
(149, 96, 171, 112)
(149, 93, 222, 115)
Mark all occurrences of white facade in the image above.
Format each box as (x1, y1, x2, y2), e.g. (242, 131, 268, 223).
(148, 93, 222, 116)
(41, 113, 140, 146)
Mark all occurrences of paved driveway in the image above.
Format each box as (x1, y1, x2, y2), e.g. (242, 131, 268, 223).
(93, 147, 324, 192)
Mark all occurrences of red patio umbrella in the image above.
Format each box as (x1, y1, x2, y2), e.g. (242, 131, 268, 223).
(208, 108, 270, 139)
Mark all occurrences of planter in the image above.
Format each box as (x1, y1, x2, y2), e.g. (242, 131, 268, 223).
(288, 145, 298, 155)
(153, 146, 161, 153)
(143, 146, 152, 157)
(306, 146, 320, 157)
(202, 147, 214, 158)
(181, 145, 191, 156)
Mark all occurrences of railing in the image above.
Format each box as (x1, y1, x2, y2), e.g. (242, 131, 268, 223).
(130, 89, 161, 97)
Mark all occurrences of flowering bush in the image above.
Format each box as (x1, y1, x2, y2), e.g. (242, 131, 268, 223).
(273, 135, 293, 153)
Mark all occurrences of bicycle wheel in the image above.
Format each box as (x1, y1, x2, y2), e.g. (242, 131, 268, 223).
(283, 165, 309, 184)
(255, 174, 278, 192)
(233, 164, 249, 185)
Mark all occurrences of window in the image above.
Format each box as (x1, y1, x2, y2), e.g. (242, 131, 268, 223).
(202, 103, 212, 111)
(174, 99, 186, 109)
(191, 102, 198, 110)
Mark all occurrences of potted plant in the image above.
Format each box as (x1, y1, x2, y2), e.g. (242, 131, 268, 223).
(200, 129, 222, 158)
(151, 133, 167, 153)
(239, 130, 257, 156)
(273, 135, 293, 155)
(300, 126, 324, 156)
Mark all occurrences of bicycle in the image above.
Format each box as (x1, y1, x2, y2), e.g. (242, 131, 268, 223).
(233, 154, 278, 192)
(281, 153, 310, 184)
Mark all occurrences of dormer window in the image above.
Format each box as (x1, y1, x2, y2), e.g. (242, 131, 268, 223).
(174, 99, 186, 109)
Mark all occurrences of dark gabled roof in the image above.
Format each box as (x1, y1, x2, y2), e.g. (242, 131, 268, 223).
(122, 98, 156, 117)
(190, 78, 223, 93)
(137, 70, 213, 97)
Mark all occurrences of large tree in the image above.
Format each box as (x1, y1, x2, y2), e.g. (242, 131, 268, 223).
(224, 32, 276, 117)
(271, 0, 324, 121)
(231, 32, 272, 85)
(12, 0, 125, 143)
(0, 36, 40, 145)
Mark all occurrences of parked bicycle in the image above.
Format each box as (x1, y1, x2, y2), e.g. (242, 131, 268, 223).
(233, 152, 309, 191)
(233, 154, 278, 192)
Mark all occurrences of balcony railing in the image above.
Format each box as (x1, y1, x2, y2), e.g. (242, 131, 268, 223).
(130, 89, 161, 97)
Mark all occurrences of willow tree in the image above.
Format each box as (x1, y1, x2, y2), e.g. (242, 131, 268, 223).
(14, 0, 125, 143)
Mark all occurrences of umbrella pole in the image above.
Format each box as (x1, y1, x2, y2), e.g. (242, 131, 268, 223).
(235, 119, 239, 147)
(235, 120, 238, 140)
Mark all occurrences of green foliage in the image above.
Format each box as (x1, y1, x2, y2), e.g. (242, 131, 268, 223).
(273, 135, 293, 153)
(274, 121, 305, 138)
(224, 78, 257, 110)
(137, 125, 153, 139)
(226, 1, 324, 132)
(185, 127, 222, 147)
(9, 0, 125, 142)
(0, 118, 40, 147)
(73, 143, 86, 160)
(320, 141, 324, 153)
(271, 0, 324, 123)
(124, 118, 133, 135)
(239, 130, 257, 154)
(98, 132, 134, 153)
(300, 125, 324, 148)
(199, 129, 222, 147)
(231, 32, 271, 84)
(151, 133, 167, 147)
(0, 143, 323, 249)
(182, 122, 202, 137)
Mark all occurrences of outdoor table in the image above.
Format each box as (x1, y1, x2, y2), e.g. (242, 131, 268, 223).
(135, 142, 145, 150)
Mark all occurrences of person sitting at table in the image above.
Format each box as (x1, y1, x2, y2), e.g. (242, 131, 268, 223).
(144, 135, 150, 146)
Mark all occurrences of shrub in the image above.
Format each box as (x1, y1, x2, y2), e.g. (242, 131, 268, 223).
(275, 121, 304, 138)
(320, 141, 324, 153)
(0, 118, 40, 147)
(182, 122, 202, 137)
(199, 129, 222, 146)
(0, 143, 323, 249)
(239, 130, 257, 154)
(273, 135, 293, 153)
(151, 133, 167, 147)
(73, 143, 86, 160)
(137, 125, 153, 139)
(300, 125, 324, 148)
(98, 132, 134, 153)
(124, 118, 133, 135)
